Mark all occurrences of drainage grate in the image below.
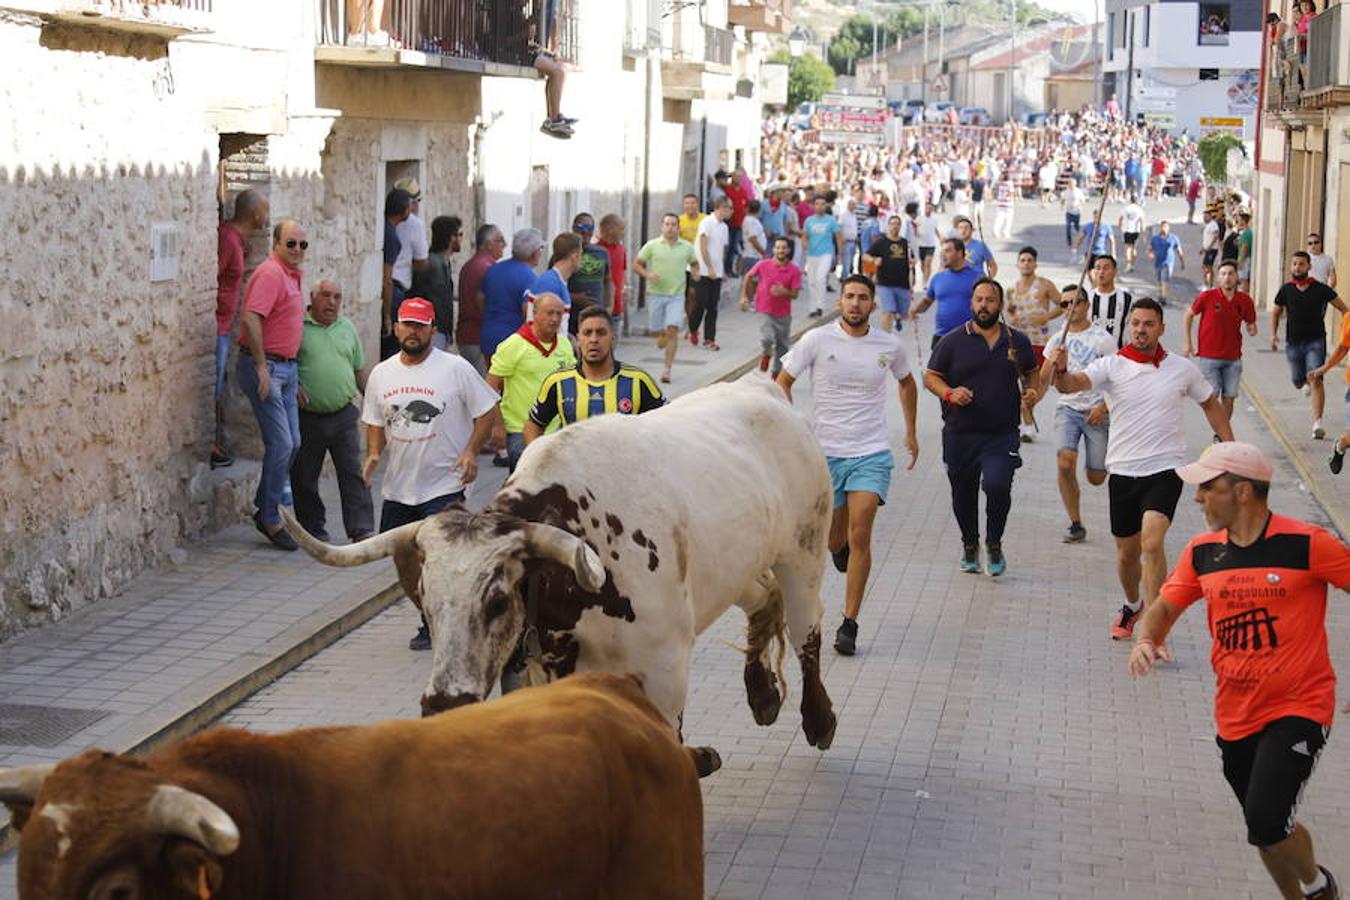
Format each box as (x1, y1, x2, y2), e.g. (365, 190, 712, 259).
(0, 704, 110, 748)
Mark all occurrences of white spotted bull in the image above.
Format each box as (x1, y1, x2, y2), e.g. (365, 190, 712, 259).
(283, 379, 838, 775)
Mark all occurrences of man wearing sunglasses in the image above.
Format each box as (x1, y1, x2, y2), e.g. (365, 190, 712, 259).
(1039, 285, 1115, 544)
(237, 218, 308, 550)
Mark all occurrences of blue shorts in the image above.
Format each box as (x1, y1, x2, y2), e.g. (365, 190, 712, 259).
(648, 292, 684, 332)
(1285, 337, 1327, 388)
(1054, 405, 1109, 473)
(826, 450, 894, 508)
(1196, 356, 1243, 399)
(876, 286, 912, 317)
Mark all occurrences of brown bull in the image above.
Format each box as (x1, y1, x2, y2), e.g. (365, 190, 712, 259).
(0, 673, 703, 900)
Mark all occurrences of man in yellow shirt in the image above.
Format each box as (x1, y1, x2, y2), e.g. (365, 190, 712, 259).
(486, 293, 576, 470)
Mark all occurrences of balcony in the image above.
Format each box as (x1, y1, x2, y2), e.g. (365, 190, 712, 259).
(728, 0, 792, 34)
(0, 0, 212, 37)
(1305, 3, 1350, 103)
(316, 0, 577, 77)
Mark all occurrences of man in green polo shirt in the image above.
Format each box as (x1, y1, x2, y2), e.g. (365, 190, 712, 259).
(634, 212, 700, 383)
(486, 292, 576, 470)
(290, 279, 374, 543)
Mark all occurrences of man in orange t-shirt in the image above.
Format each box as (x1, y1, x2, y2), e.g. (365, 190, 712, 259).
(1129, 442, 1350, 900)
(1309, 310, 1350, 474)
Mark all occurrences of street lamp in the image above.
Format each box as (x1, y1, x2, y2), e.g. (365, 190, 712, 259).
(788, 26, 808, 58)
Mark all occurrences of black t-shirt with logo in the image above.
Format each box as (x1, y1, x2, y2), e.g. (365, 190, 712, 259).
(866, 236, 912, 289)
(1274, 281, 1340, 343)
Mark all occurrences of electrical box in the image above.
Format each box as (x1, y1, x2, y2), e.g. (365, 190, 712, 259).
(150, 223, 180, 283)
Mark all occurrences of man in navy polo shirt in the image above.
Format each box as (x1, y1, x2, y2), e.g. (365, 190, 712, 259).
(924, 278, 1042, 576)
(910, 238, 983, 349)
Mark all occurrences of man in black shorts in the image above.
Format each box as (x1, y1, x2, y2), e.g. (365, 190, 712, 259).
(1131, 441, 1350, 900)
(1048, 298, 1232, 640)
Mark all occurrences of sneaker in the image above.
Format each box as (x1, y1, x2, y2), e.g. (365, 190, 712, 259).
(1306, 865, 1340, 899)
(687, 329, 700, 345)
(834, 617, 858, 656)
(986, 544, 1006, 577)
(1110, 604, 1140, 640)
(704, 340, 720, 351)
(1332, 445, 1345, 475)
(831, 543, 850, 574)
(959, 543, 981, 573)
(252, 512, 298, 552)
(408, 624, 431, 651)
(209, 444, 234, 469)
(1313, 419, 1326, 440)
(758, 354, 771, 372)
(1062, 522, 1087, 543)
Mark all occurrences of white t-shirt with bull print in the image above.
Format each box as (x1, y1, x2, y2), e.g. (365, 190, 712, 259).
(362, 348, 499, 505)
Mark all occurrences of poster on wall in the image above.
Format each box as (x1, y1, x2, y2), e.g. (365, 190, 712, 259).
(1227, 69, 1259, 113)
(1198, 2, 1230, 45)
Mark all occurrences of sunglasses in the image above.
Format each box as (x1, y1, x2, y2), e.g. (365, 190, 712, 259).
(285, 239, 309, 250)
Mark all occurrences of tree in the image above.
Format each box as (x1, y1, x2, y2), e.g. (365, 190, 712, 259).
(769, 50, 836, 107)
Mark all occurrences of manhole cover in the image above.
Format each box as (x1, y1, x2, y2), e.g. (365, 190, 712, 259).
(0, 703, 110, 748)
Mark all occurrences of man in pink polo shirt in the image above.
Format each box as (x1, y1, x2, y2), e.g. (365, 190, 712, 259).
(237, 218, 307, 550)
(740, 235, 802, 375)
(213, 189, 268, 469)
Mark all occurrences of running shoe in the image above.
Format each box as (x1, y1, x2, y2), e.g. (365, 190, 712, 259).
(1313, 419, 1326, 440)
(1306, 865, 1340, 899)
(959, 543, 981, 573)
(986, 544, 1006, 577)
(758, 354, 771, 372)
(834, 617, 858, 656)
(831, 543, 850, 574)
(1110, 604, 1140, 640)
(1332, 445, 1345, 475)
(1063, 522, 1087, 543)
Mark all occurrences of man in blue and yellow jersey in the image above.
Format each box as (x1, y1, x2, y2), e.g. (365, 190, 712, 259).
(524, 306, 664, 442)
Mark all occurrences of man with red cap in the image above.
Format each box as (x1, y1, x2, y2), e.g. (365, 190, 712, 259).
(361, 296, 502, 650)
(1130, 441, 1350, 900)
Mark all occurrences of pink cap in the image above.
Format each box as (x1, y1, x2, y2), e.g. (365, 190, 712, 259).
(397, 297, 436, 325)
(1176, 441, 1274, 485)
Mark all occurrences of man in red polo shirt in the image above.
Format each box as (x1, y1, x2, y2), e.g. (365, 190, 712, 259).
(1130, 442, 1350, 900)
(237, 218, 307, 551)
(1183, 260, 1258, 426)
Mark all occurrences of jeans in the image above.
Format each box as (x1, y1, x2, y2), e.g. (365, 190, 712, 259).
(291, 404, 374, 540)
(689, 277, 722, 342)
(236, 356, 300, 527)
(942, 429, 1022, 546)
(1065, 211, 1081, 247)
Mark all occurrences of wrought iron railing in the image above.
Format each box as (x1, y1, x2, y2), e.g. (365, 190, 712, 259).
(319, 0, 576, 66)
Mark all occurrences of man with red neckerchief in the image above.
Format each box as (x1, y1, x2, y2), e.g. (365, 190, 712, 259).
(1130, 441, 1350, 900)
(1048, 298, 1233, 643)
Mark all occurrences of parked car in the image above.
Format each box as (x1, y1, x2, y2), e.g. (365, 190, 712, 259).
(900, 99, 926, 124)
(959, 106, 992, 126)
(923, 101, 957, 124)
(788, 102, 816, 131)
(1021, 111, 1050, 128)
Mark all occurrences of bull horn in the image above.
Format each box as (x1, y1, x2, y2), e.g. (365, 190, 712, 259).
(147, 785, 240, 856)
(524, 524, 607, 592)
(0, 764, 55, 805)
(280, 506, 422, 567)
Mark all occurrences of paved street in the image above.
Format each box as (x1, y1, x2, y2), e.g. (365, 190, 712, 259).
(4, 196, 1348, 898)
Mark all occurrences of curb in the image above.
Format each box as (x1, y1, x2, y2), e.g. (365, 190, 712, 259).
(0, 311, 838, 857)
(1241, 373, 1347, 540)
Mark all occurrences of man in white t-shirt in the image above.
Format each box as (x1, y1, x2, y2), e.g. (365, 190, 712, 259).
(1039, 285, 1115, 543)
(1049, 298, 1233, 644)
(691, 197, 731, 350)
(1307, 233, 1338, 289)
(1118, 194, 1147, 273)
(392, 177, 430, 297)
(777, 274, 919, 657)
(361, 296, 501, 650)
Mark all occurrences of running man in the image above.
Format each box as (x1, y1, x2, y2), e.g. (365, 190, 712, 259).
(1048, 298, 1233, 640)
(925, 277, 1041, 577)
(1130, 441, 1350, 900)
(777, 274, 919, 657)
(1271, 250, 1346, 441)
(1039, 285, 1114, 543)
(634, 213, 699, 384)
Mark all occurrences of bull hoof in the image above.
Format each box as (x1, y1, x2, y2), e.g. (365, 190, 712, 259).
(691, 746, 722, 778)
(804, 711, 837, 751)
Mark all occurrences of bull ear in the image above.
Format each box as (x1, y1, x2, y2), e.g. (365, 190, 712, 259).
(146, 785, 240, 856)
(0, 764, 55, 828)
(523, 524, 606, 592)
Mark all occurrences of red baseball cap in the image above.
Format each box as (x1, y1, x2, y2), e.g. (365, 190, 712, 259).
(397, 297, 435, 325)
(1176, 442, 1274, 485)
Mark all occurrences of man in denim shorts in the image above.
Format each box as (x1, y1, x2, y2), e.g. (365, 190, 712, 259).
(1184, 261, 1257, 429)
(1040, 285, 1115, 543)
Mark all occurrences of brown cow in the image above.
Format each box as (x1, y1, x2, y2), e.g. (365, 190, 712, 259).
(0, 673, 703, 900)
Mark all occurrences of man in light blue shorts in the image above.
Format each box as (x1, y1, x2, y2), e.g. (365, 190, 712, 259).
(634, 212, 700, 384)
(1040, 285, 1116, 543)
(777, 274, 919, 656)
